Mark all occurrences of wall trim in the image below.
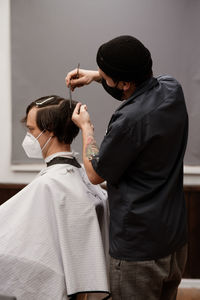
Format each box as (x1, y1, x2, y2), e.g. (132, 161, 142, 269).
(11, 164, 200, 173)
(180, 279, 200, 288)
(184, 166, 200, 186)
(11, 164, 45, 172)
(10, 164, 200, 186)
(184, 165, 200, 175)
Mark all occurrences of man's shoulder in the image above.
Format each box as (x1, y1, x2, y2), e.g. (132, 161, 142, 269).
(157, 74, 180, 83)
(27, 172, 55, 193)
(25, 167, 75, 201)
(29, 165, 70, 189)
(156, 75, 183, 91)
(109, 75, 185, 128)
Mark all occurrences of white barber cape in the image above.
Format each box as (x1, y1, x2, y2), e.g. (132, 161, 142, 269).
(0, 152, 110, 300)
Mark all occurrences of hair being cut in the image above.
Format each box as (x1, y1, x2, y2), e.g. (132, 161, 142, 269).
(22, 95, 79, 144)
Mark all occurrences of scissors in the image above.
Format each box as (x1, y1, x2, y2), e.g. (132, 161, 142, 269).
(69, 63, 80, 108)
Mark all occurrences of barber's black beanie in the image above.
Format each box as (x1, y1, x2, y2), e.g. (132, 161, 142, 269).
(96, 35, 152, 81)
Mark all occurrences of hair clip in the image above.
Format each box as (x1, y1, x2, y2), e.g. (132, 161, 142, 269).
(35, 97, 54, 106)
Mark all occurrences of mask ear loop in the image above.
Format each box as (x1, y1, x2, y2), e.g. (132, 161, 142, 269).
(41, 136, 53, 151)
(35, 130, 45, 140)
(36, 130, 53, 152)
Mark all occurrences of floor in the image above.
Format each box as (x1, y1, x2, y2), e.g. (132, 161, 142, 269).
(177, 288, 200, 300)
(177, 279, 200, 300)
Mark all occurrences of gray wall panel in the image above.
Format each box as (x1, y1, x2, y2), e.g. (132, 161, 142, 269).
(11, 0, 199, 165)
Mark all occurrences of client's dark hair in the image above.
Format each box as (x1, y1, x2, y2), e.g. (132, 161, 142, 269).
(22, 95, 79, 144)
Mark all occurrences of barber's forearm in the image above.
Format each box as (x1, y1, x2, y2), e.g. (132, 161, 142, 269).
(81, 123, 104, 184)
(92, 70, 102, 83)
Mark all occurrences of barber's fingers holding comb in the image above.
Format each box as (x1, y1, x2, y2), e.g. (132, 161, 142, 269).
(65, 69, 97, 91)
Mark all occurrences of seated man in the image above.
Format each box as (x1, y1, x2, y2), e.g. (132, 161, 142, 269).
(0, 96, 110, 300)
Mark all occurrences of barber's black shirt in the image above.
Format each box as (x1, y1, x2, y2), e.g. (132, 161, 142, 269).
(92, 76, 188, 261)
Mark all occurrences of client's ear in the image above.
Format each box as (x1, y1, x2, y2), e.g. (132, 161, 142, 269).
(44, 130, 54, 137)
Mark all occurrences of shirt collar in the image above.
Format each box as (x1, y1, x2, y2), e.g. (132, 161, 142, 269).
(45, 151, 79, 164)
(116, 77, 158, 111)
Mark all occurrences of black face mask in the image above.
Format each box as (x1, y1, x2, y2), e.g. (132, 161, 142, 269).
(101, 79, 124, 101)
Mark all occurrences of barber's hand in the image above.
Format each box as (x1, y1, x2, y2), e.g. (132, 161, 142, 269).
(72, 103, 93, 130)
(65, 69, 101, 91)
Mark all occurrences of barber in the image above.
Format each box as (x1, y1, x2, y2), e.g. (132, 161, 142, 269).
(66, 35, 188, 300)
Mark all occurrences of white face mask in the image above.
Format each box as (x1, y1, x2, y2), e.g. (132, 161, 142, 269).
(22, 131, 52, 159)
